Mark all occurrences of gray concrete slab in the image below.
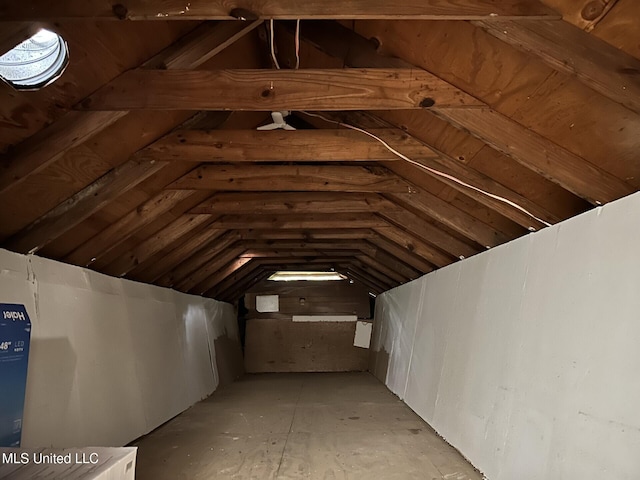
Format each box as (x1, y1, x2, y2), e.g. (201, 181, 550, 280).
(133, 372, 482, 480)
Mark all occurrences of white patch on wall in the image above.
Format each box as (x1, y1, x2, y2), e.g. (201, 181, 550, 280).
(255, 294, 279, 313)
(292, 315, 357, 322)
(353, 321, 373, 349)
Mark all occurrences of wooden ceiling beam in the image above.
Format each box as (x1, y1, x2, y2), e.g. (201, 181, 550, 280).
(364, 244, 425, 278)
(0, 1, 559, 21)
(155, 231, 241, 287)
(0, 112, 128, 196)
(101, 214, 213, 277)
(143, 20, 263, 69)
(0, 21, 258, 195)
(235, 229, 378, 241)
(356, 254, 408, 284)
(195, 255, 254, 296)
(473, 19, 640, 115)
(206, 260, 262, 300)
(365, 237, 434, 274)
(362, 251, 420, 283)
(338, 264, 392, 293)
(192, 192, 387, 215)
(207, 213, 389, 230)
(337, 111, 559, 229)
(218, 270, 272, 303)
(234, 232, 433, 273)
(373, 226, 454, 269)
(237, 240, 378, 256)
(171, 165, 416, 193)
(4, 157, 167, 254)
(334, 267, 386, 295)
(380, 208, 479, 260)
(348, 259, 398, 289)
(431, 107, 635, 205)
(79, 69, 483, 111)
(139, 128, 439, 162)
(180, 245, 249, 293)
(203, 257, 350, 297)
(131, 227, 227, 283)
(239, 249, 363, 259)
(64, 189, 196, 267)
(385, 192, 512, 248)
(294, 20, 634, 207)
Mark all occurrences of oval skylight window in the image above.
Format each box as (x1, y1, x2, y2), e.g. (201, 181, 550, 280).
(0, 29, 68, 90)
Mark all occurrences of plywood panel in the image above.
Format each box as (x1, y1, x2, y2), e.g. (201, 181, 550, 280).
(244, 319, 368, 373)
(245, 280, 371, 319)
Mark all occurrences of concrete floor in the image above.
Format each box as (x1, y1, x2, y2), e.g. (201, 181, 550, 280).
(133, 372, 482, 479)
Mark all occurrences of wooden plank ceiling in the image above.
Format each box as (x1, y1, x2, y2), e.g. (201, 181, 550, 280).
(0, 0, 638, 302)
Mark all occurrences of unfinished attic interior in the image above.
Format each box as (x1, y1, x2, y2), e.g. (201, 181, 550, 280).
(0, 0, 639, 478)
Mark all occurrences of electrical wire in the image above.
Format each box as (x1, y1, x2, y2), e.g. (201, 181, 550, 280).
(300, 111, 553, 229)
(269, 18, 280, 69)
(295, 19, 301, 69)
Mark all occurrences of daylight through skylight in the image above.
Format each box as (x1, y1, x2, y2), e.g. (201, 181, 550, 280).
(0, 29, 68, 90)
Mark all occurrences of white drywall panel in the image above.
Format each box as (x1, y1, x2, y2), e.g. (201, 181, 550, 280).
(0, 248, 239, 448)
(353, 321, 372, 348)
(255, 294, 279, 312)
(376, 277, 425, 398)
(374, 191, 640, 480)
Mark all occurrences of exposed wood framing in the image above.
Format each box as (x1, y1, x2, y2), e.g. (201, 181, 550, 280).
(64, 189, 196, 266)
(171, 165, 417, 193)
(79, 69, 484, 111)
(294, 20, 635, 207)
(192, 193, 387, 215)
(131, 228, 227, 283)
(102, 214, 213, 277)
(138, 128, 439, 162)
(0, 21, 258, 195)
(6, 158, 167, 254)
(208, 213, 389, 230)
(1, 4, 636, 302)
(0, 1, 559, 21)
(474, 19, 640, 114)
(432, 107, 635, 205)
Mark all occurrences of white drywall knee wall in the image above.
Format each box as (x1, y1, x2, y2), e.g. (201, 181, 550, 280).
(370, 191, 640, 480)
(0, 249, 240, 447)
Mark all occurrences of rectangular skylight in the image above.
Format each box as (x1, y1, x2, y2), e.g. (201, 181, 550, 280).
(267, 271, 347, 282)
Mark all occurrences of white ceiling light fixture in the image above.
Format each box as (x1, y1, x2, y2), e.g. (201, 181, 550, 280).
(257, 110, 296, 131)
(268, 271, 347, 282)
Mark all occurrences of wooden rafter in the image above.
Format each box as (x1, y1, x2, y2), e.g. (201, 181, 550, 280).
(0, 21, 260, 195)
(293, 20, 635, 207)
(0, 1, 559, 21)
(380, 208, 478, 260)
(138, 128, 439, 162)
(79, 69, 483, 111)
(336, 111, 560, 229)
(155, 231, 241, 287)
(131, 228, 227, 283)
(5, 157, 167, 254)
(191, 193, 387, 215)
(376, 226, 452, 268)
(64, 189, 197, 267)
(432, 107, 635, 205)
(171, 165, 417, 193)
(207, 213, 389, 230)
(473, 19, 640, 115)
(235, 229, 378, 241)
(205, 257, 356, 297)
(102, 214, 213, 277)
